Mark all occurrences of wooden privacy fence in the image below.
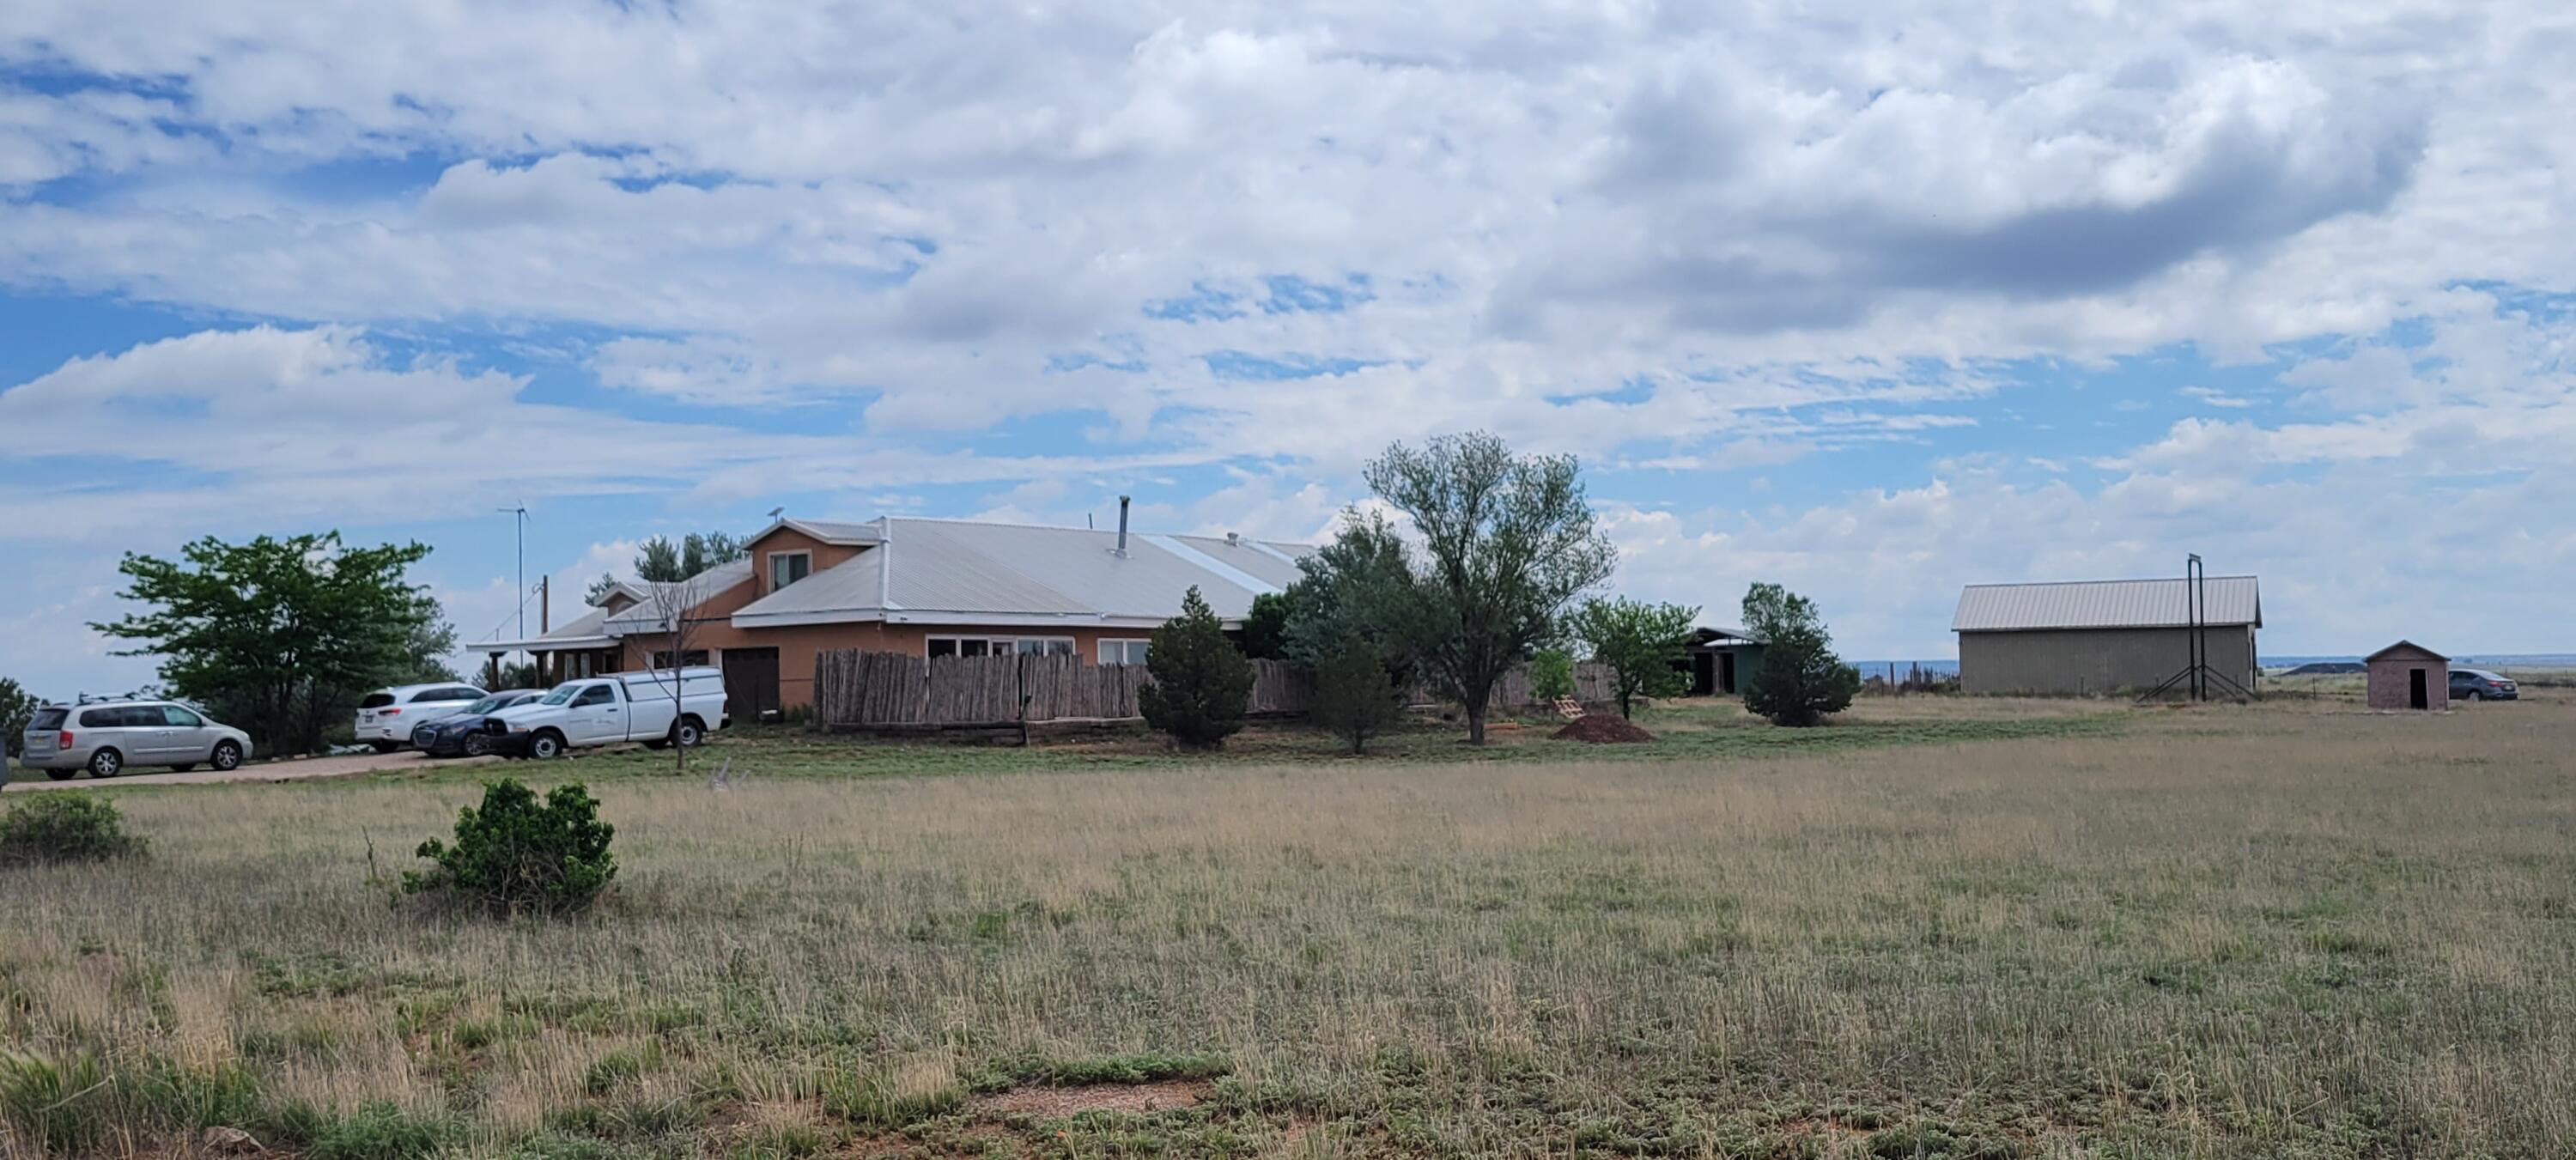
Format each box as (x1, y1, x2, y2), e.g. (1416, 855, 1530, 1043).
(815, 649, 1613, 731)
(815, 651, 1315, 729)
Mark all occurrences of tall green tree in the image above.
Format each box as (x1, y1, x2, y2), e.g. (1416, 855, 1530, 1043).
(1240, 592, 1293, 660)
(0, 677, 39, 759)
(1738, 583, 1859, 726)
(1568, 597, 1700, 719)
(633, 531, 746, 583)
(91, 533, 450, 756)
(1282, 510, 1420, 671)
(1139, 586, 1255, 750)
(1361, 434, 1617, 744)
(585, 574, 623, 605)
(1527, 647, 1576, 704)
(1740, 582, 1822, 644)
(1311, 631, 1400, 755)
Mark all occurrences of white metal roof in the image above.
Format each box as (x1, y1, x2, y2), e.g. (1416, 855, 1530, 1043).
(475, 604, 618, 653)
(732, 516, 1315, 628)
(601, 557, 756, 634)
(749, 517, 883, 546)
(1952, 575, 2262, 633)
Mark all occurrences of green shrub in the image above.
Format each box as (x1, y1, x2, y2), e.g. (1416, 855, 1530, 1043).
(0, 793, 147, 865)
(404, 780, 616, 918)
(1139, 586, 1254, 750)
(821, 1072, 962, 1130)
(0, 1049, 268, 1153)
(299, 1100, 457, 1160)
(0, 1049, 109, 1152)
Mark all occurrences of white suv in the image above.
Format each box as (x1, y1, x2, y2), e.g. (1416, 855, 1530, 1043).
(355, 683, 487, 753)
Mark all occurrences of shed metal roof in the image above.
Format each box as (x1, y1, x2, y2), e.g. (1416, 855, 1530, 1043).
(1952, 575, 2261, 633)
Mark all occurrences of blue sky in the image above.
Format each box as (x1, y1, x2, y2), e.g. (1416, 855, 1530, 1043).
(3, 2, 2573, 698)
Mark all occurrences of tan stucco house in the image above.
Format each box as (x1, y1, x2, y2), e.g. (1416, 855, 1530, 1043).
(480, 513, 1312, 717)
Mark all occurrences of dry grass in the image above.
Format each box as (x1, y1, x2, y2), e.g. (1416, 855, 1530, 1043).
(3, 695, 2574, 1157)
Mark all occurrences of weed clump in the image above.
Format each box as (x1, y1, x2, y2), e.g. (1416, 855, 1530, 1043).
(404, 780, 615, 918)
(0, 793, 146, 865)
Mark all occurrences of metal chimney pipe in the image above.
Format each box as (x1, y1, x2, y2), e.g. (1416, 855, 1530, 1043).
(1115, 495, 1131, 556)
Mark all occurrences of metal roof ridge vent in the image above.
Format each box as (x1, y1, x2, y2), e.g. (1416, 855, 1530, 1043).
(1114, 495, 1130, 558)
(1145, 533, 1283, 597)
(877, 515, 900, 610)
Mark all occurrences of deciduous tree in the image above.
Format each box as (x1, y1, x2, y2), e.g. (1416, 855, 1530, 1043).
(91, 533, 450, 756)
(0, 677, 39, 759)
(1361, 434, 1616, 744)
(1569, 597, 1700, 719)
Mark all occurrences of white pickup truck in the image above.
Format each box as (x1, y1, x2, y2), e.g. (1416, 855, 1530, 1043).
(490, 668, 729, 760)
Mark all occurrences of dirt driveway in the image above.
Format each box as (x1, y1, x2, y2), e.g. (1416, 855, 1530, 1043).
(5, 748, 494, 791)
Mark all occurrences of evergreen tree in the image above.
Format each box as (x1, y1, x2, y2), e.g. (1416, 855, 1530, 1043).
(1139, 586, 1254, 750)
(1738, 583, 1859, 726)
(1313, 631, 1400, 755)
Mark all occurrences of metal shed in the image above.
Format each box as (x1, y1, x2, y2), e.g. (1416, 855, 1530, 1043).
(1951, 575, 2262, 695)
(1682, 625, 1765, 695)
(2364, 641, 2448, 711)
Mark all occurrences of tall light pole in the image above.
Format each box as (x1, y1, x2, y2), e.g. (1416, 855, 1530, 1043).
(499, 504, 530, 639)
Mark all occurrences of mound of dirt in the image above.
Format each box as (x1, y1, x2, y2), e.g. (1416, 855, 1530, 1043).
(1552, 714, 1655, 744)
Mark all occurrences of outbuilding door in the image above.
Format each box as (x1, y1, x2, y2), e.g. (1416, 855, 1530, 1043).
(2409, 668, 2428, 710)
(725, 647, 781, 722)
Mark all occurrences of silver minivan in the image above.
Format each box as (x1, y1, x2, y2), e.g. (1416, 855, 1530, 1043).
(17, 701, 254, 780)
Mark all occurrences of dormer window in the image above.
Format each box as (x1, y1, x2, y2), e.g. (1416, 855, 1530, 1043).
(769, 550, 811, 592)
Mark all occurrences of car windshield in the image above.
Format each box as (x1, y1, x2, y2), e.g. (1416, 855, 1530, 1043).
(540, 685, 583, 706)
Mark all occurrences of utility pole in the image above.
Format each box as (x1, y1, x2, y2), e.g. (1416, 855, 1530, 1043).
(498, 503, 531, 638)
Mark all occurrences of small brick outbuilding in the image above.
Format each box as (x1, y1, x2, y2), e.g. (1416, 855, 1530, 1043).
(2365, 641, 2448, 711)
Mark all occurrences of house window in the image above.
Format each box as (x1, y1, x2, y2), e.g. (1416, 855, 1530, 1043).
(1098, 639, 1150, 665)
(651, 650, 710, 668)
(769, 551, 811, 592)
(927, 635, 1074, 659)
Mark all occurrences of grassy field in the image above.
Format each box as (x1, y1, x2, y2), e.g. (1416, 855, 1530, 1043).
(3, 694, 2573, 1157)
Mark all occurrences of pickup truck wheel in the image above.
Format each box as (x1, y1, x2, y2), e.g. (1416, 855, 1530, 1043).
(674, 719, 705, 748)
(528, 731, 566, 761)
(212, 741, 244, 771)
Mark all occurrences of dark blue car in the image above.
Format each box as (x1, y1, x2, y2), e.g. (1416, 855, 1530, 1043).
(2448, 668, 2518, 701)
(410, 689, 544, 756)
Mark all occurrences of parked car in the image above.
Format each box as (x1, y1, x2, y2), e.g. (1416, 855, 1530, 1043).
(355, 683, 488, 752)
(2449, 668, 2518, 701)
(410, 689, 546, 757)
(16, 700, 253, 780)
(489, 668, 729, 760)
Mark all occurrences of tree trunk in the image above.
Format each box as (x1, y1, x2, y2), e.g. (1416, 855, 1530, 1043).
(1464, 701, 1487, 744)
